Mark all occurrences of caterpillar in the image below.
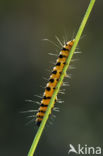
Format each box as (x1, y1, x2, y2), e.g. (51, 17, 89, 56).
(36, 39, 75, 126)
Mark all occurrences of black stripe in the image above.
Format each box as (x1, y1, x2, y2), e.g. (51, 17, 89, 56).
(56, 62, 61, 66)
(37, 115, 44, 119)
(49, 78, 54, 83)
(43, 96, 51, 99)
(39, 110, 46, 113)
(46, 87, 51, 91)
(62, 47, 69, 51)
(40, 103, 48, 107)
(52, 70, 57, 74)
(59, 54, 67, 58)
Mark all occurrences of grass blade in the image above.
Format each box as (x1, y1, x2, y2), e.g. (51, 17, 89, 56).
(28, 0, 96, 155)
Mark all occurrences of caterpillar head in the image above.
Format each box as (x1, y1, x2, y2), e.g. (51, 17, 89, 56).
(65, 39, 75, 51)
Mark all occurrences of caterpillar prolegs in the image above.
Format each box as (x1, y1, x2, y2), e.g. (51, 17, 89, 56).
(36, 39, 75, 126)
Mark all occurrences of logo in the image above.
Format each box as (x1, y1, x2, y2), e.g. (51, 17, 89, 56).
(68, 144, 102, 155)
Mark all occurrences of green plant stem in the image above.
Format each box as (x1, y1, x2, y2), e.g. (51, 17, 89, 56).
(28, 0, 96, 155)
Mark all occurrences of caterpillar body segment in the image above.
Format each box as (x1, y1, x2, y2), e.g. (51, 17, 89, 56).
(36, 39, 75, 126)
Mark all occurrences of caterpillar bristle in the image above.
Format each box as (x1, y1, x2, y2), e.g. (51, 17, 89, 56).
(57, 100, 64, 104)
(49, 61, 56, 65)
(42, 77, 48, 81)
(65, 73, 72, 79)
(43, 38, 60, 48)
(71, 58, 79, 62)
(26, 100, 41, 105)
(25, 118, 36, 126)
(74, 51, 82, 54)
(52, 114, 56, 118)
(26, 115, 36, 118)
(48, 53, 58, 56)
(59, 91, 65, 94)
(69, 65, 76, 70)
(53, 107, 60, 112)
(35, 101, 41, 105)
(62, 82, 70, 87)
(55, 35, 63, 47)
(20, 110, 38, 114)
(34, 95, 42, 99)
(25, 99, 35, 103)
(59, 89, 66, 93)
(62, 36, 67, 45)
(59, 88, 66, 94)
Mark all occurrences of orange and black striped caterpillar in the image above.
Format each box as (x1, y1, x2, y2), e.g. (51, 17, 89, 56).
(36, 39, 75, 126)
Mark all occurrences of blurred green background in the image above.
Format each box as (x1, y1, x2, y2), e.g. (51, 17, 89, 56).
(0, 0, 103, 155)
